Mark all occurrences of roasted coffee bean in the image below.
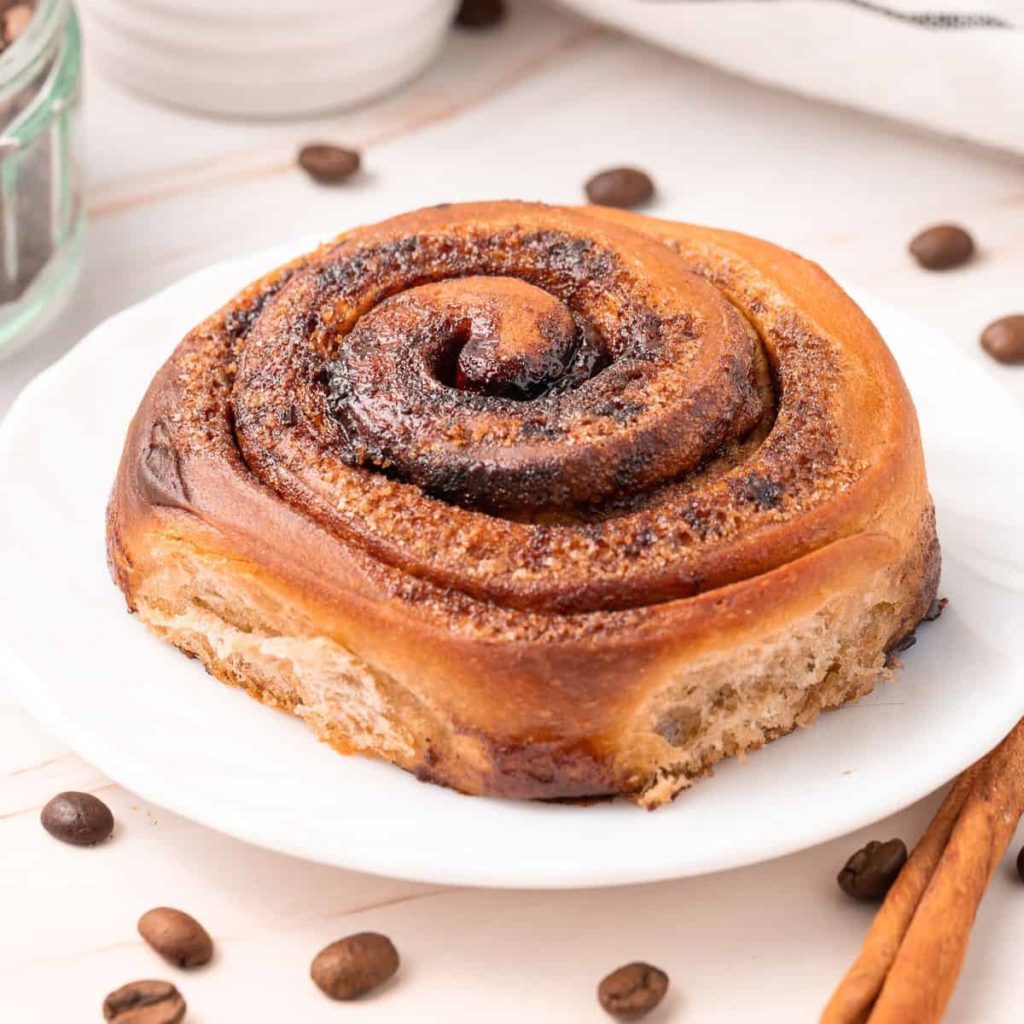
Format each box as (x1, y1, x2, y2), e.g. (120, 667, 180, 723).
(455, 0, 506, 28)
(102, 980, 185, 1024)
(40, 791, 114, 846)
(138, 907, 213, 968)
(1016, 846, 1024, 883)
(311, 932, 399, 1000)
(908, 224, 974, 270)
(297, 143, 361, 185)
(980, 315, 1024, 365)
(585, 167, 655, 210)
(597, 962, 669, 1020)
(838, 838, 908, 900)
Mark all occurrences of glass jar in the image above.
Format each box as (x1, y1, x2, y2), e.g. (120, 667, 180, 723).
(0, 0, 82, 358)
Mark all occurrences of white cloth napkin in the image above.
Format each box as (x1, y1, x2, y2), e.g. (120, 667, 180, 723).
(553, 0, 1023, 155)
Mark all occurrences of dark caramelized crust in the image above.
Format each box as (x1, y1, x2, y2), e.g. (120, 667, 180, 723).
(107, 202, 939, 806)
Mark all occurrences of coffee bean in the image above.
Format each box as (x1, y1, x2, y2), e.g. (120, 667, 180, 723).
(455, 0, 506, 28)
(598, 962, 669, 1020)
(102, 980, 185, 1024)
(908, 224, 974, 270)
(297, 143, 361, 185)
(838, 838, 908, 900)
(311, 932, 399, 1000)
(1016, 845, 1024, 883)
(138, 907, 213, 968)
(40, 791, 114, 846)
(980, 315, 1024, 365)
(585, 167, 655, 210)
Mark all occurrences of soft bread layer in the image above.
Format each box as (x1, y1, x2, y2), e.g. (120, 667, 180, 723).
(122, 520, 933, 806)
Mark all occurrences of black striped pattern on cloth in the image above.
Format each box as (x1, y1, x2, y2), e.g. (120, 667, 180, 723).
(641, 0, 1014, 30)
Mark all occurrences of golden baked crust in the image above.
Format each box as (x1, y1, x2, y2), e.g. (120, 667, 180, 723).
(107, 202, 939, 806)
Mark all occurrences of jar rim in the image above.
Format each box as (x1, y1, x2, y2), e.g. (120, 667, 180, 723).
(0, 0, 69, 89)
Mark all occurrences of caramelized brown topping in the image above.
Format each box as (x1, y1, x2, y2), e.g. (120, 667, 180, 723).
(161, 203, 865, 615)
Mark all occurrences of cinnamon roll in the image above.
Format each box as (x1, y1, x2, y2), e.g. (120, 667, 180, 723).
(107, 202, 939, 807)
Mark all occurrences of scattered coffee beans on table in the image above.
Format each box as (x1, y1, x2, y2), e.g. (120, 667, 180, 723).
(102, 980, 186, 1024)
(455, 0, 506, 29)
(311, 932, 400, 1000)
(138, 907, 214, 968)
(585, 167, 655, 210)
(908, 224, 975, 270)
(838, 838, 908, 900)
(597, 961, 669, 1020)
(980, 315, 1024, 365)
(297, 143, 361, 185)
(40, 791, 114, 846)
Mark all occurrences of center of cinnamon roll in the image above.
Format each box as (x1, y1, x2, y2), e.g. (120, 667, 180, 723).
(309, 229, 768, 512)
(337, 276, 604, 405)
(447, 277, 603, 400)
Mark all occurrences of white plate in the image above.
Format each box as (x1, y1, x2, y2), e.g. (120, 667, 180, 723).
(1, 240, 1022, 889)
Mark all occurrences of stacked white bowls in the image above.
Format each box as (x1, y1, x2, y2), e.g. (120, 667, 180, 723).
(78, 0, 458, 117)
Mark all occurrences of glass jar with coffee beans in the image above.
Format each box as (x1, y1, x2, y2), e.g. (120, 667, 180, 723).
(0, 0, 83, 359)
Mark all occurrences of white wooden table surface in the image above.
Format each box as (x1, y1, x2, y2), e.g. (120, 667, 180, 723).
(2, 3, 1023, 1020)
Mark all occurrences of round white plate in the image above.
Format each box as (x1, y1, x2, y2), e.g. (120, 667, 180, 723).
(1, 240, 1022, 889)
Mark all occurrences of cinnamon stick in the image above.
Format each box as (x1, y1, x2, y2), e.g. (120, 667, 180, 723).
(823, 717, 1024, 1024)
(821, 765, 978, 1024)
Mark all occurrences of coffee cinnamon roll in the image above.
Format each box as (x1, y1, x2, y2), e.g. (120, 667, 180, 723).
(107, 202, 939, 807)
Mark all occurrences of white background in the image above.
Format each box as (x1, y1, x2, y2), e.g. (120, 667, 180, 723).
(2, 1, 1023, 1019)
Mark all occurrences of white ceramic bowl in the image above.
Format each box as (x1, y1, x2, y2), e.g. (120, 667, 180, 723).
(77, 0, 458, 117)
